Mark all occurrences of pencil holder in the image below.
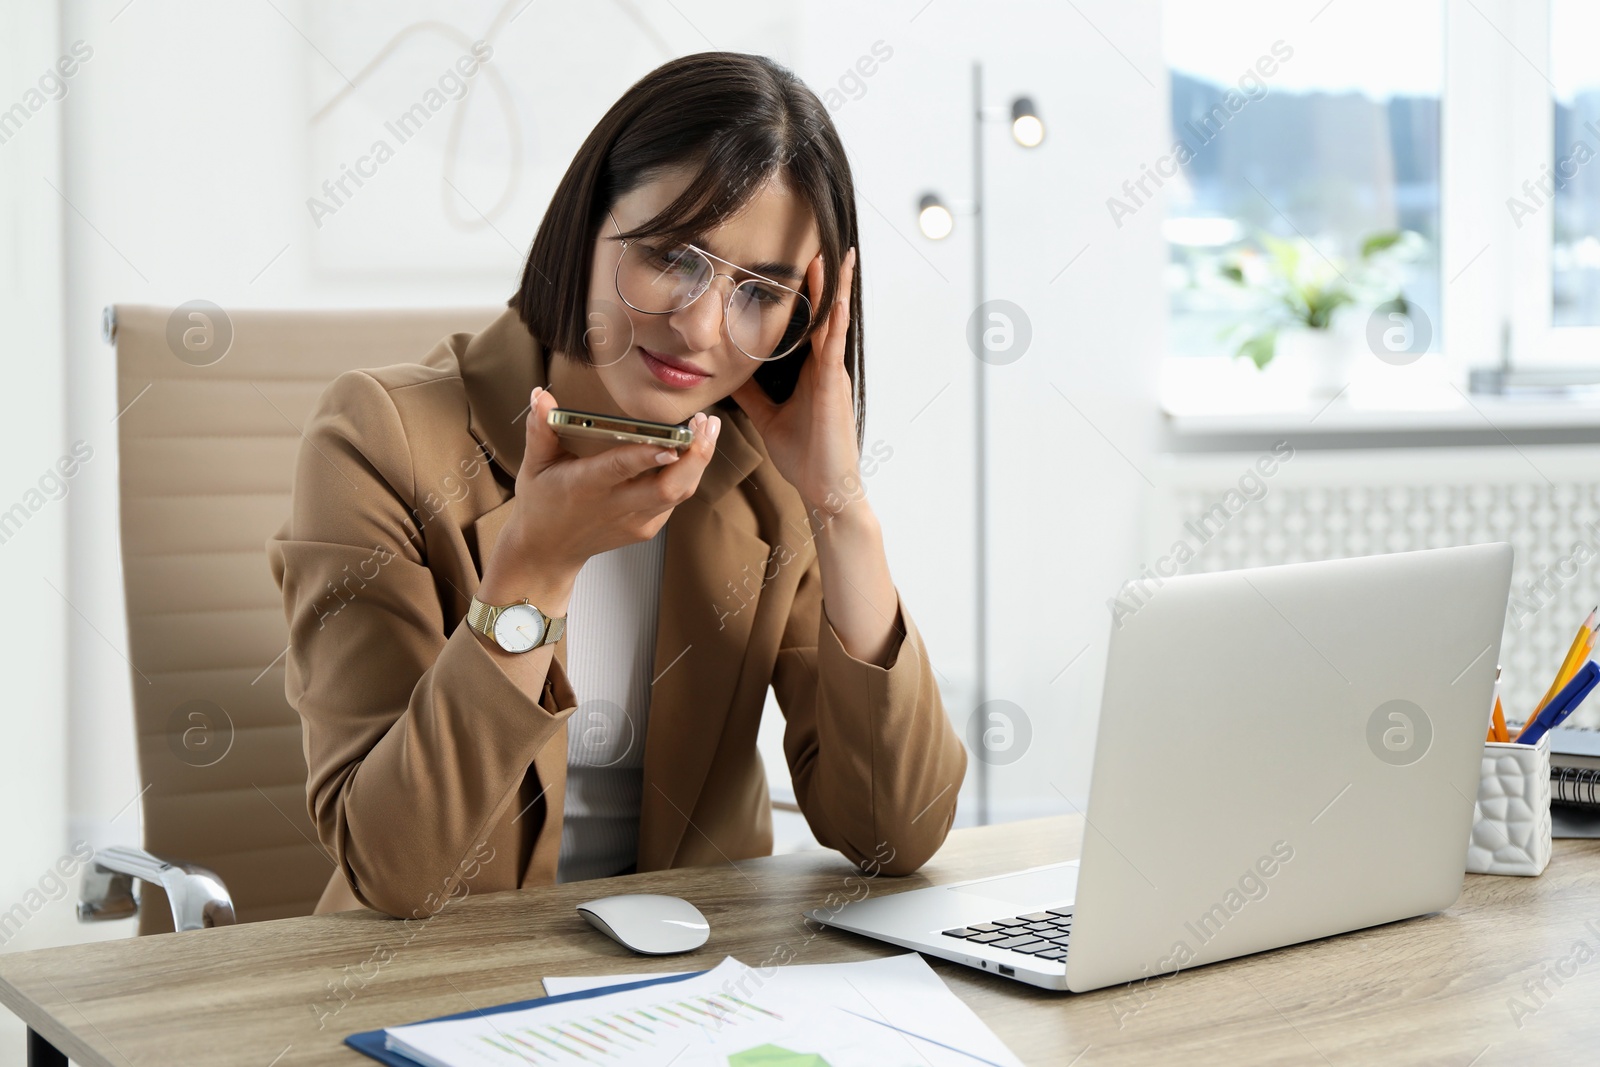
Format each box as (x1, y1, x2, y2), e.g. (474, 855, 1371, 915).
(1466, 734, 1552, 877)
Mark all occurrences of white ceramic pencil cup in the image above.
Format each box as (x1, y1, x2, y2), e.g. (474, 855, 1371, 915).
(1466, 734, 1552, 877)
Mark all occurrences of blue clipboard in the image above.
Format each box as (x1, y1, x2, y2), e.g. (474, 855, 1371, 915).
(346, 968, 710, 1065)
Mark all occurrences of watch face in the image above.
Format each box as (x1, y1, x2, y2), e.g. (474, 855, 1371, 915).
(492, 603, 545, 653)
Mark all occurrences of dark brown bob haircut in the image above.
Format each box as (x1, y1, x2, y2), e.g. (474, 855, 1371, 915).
(508, 51, 865, 451)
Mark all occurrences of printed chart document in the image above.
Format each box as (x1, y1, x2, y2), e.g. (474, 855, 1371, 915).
(541, 952, 1019, 1066)
(384, 955, 1020, 1067)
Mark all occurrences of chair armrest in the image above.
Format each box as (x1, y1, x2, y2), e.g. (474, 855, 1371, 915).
(77, 846, 237, 931)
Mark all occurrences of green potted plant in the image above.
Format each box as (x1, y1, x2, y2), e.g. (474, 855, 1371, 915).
(1219, 230, 1425, 398)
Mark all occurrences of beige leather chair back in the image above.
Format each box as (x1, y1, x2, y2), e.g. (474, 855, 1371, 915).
(109, 303, 502, 932)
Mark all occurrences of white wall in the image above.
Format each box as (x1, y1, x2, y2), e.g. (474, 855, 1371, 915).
(0, 0, 70, 927)
(978, 11, 1165, 820)
(0, 8, 136, 1063)
(798, 2, 1167, 823)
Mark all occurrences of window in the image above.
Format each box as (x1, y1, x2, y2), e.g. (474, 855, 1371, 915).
(1162, 1, 1445, 362)
(1551, 0, 1600, 328)
(1499, 0, 1600, 367)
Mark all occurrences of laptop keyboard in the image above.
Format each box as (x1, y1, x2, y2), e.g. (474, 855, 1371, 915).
(941, 906, 1073, 961)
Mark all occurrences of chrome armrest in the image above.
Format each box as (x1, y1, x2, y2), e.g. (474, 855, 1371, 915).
(77, 845, 236, 931)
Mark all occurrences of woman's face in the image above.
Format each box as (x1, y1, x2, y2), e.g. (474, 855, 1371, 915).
(581, 166, 822, 426)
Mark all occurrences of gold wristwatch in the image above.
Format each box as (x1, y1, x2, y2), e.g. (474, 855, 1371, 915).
(466, 595, 566, 654)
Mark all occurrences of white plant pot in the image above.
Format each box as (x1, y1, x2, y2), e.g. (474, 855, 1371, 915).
(1274, 329, 1356, 400)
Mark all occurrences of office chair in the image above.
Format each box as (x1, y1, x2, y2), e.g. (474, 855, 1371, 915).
(81, 303, 501, 933)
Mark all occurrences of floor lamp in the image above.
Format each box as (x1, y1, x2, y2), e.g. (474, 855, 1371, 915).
(916, 61, 1044, 825)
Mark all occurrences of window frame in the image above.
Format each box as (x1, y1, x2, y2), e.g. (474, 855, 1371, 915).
(1499, 0, 1600, 365)
(1162, 0, 1596, 372)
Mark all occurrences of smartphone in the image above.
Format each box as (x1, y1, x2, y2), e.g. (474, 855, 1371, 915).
(547, 407, 695, 450)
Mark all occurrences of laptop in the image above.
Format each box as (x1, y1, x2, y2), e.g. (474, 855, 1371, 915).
(806, 543, 1514, 992)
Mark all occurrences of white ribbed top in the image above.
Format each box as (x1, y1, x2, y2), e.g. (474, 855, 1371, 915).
(554, 525, 668, 883)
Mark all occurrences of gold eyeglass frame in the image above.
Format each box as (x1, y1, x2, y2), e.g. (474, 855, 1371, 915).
(606, 210, 814, 362)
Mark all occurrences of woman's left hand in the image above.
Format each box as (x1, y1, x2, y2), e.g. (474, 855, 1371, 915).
(730, 246, 859, 511)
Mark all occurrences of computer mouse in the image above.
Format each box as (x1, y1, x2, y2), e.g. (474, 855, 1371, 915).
(575, 893, 710, 955)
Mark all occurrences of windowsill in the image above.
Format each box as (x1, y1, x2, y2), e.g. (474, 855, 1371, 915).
(1162, 355, 1600, 436)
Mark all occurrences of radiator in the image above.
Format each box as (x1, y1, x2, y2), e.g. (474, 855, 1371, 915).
(1145, 446, 1600, 728)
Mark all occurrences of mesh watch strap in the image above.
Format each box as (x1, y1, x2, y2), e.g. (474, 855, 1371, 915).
(466, 596, 498, 636)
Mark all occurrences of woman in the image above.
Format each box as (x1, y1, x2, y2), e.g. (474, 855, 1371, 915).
(267, 51, 966, 920)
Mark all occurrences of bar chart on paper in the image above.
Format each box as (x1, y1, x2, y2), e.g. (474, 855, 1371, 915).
(381, 958, 993, 1067)
(468, 989, 814, 1063)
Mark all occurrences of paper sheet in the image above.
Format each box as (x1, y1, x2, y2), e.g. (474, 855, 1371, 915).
(385, 955, 1021, 1067)
(540, 952, 1023, 1067)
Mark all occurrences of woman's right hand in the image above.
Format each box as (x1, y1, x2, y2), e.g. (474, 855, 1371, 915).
(483, 386, 721, 591)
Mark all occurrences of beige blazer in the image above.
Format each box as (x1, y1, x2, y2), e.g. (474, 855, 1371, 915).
(266, 307, 966, 918)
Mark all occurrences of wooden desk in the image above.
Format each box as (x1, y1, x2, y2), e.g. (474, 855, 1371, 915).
(4, 815, 1600, 1065)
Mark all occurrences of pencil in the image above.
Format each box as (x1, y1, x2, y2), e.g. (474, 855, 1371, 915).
(1487, 666, 1507, 743)
(1531, 607, 1597, 719)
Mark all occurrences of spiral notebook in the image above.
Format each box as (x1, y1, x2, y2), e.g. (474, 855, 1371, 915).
(1551, 725, 1600, 807)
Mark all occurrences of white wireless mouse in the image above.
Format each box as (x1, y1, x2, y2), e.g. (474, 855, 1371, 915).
(575, 893, 710, 955)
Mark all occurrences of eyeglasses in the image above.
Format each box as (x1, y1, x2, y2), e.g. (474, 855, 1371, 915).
(608, 211, 813, 362)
